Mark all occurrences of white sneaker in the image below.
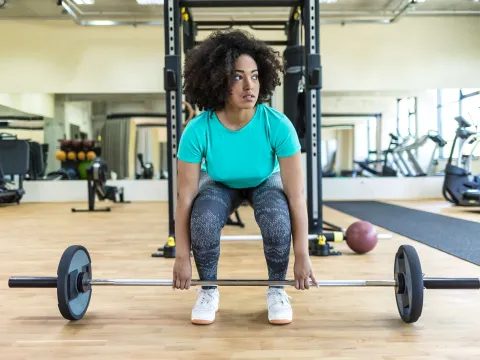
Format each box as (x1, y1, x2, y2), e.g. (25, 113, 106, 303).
(191, 288, 219, 325)
(266, 287, 293, 325)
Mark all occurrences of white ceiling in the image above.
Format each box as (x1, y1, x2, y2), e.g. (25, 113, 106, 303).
(0, 0, 479, 22)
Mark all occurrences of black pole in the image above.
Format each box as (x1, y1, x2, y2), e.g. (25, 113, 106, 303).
(9, 277, 58, 288)
(163, 0, 183, 243)
(180, 0, 302, 7)
(303, 0, 323, 234)
(183, 8, 196, 55)
(182, 8, 196, 111)
(286, 6, 300, 46)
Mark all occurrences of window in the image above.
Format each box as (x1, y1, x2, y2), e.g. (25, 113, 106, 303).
(461, 93, 480, 124)
(397, 97, 417, 138)
(437, 88, 480, 158)
(461, 92, 480, 157)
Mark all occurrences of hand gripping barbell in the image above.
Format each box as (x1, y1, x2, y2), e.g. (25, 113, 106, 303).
(8, 244, 479, 323)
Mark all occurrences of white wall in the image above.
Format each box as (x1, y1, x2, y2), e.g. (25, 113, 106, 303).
(64, 101, 92, 138)
(319, 16, 480, 91)
(0, 93, 54, 117)
(0, 16, 479, 94)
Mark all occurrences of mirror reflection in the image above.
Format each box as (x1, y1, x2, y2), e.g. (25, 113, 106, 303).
(1, 88, 478, 181)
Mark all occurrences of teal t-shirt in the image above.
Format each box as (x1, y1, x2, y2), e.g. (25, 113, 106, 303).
(177, 103, 301, 189)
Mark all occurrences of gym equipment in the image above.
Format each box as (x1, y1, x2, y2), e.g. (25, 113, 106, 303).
(135, 153, 154, 180)
(71, 158, 129, 212)
(402, 131, 447, 177)
(157, 0, 323, 257)
(153, 226, 391, 258)
(26, 141, 48, 180)
(345, 221, 378, 254)
(50, 137, 100, 181)
(355, 133, 400, 177)
(0, 132, 17, 140)
(8, 244, 480, 323)
(442, 116, 480, 206)
(391, 135, 417, 177)
(153, 236, 178, 258)
(225, 210, 246, 228)
(308, 222, 391, 256)
(0, 139, 30, 205)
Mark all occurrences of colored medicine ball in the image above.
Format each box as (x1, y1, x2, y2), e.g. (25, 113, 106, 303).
(345, 221, 378, 254)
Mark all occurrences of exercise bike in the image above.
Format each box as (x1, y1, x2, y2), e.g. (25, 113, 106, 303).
(72, 158, 129, 212)
(442, 115, 480, 206)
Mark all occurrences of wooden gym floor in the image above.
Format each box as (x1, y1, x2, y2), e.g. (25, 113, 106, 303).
(1, 200, 479, 359)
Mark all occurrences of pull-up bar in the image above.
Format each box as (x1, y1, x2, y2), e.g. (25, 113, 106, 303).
(179, 0, 302, 7)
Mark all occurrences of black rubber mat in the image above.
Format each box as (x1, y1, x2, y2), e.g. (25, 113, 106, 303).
(324, 201, 480, 266)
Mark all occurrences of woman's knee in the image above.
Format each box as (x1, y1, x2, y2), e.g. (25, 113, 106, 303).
(254, 189, 292, 242)
(190, 186, 232, 244)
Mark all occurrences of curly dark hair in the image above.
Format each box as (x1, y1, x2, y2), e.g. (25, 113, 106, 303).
(182, 29, 284, 111)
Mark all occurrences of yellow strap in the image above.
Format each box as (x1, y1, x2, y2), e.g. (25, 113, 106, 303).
(167, 236, 176, 247)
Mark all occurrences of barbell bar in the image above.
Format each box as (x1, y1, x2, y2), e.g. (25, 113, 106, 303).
(9, 278, 397, 287)
(7, 244, 480, 323)
(10, 277, 479, 288)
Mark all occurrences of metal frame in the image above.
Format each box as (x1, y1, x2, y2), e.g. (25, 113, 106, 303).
(163, 0, 183, 244)
(155, 0, 323, 256)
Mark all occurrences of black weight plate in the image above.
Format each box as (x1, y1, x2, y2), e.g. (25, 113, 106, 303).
(57, 245, 92, 320)
(394, 245, 424, 323)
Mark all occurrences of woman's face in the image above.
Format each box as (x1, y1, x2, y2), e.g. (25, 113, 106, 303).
(227, 54, 260, 110)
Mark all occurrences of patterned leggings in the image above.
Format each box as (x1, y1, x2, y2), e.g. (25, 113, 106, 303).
(190, 171, 292, 289)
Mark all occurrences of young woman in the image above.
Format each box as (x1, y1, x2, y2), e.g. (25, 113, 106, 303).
(172, 29, 317, 325)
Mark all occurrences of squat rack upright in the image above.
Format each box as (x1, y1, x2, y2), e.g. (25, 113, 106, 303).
(153, 0, 323, 257)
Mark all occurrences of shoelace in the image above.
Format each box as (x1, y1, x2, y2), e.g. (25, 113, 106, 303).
(195, 289, 217, 309)
(267, 290, 292, 307)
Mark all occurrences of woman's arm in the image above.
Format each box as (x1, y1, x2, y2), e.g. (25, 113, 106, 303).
(278, 151, 317, 290)
(278, 151, 309, 257)
(175, 159, 202, 259)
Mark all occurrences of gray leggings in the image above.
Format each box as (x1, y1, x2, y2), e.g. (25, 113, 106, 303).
(190, 171, 292, 289)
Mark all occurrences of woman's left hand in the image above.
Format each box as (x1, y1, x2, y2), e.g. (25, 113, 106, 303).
(293, 254, 318, 290)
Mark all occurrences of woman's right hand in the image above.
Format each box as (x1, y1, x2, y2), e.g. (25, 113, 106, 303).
(172, 255, 192, 290)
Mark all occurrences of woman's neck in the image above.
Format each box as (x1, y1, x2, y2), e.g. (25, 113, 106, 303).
(216, 104, 256, 131)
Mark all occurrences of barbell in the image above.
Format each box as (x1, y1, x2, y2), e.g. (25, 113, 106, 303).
(8, 244, 479, 323)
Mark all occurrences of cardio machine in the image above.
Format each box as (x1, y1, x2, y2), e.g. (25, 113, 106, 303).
(402, 131, 447, 177)
(354, 133, 400, 177)
(442, 116, 480, 206)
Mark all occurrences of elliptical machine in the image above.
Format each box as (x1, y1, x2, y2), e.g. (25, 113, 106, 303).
(442, 116, 480, 206)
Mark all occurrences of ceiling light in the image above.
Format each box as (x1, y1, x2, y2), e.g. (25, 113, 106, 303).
(136, 0, 164, 4)
(74, 0, 95, 4)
